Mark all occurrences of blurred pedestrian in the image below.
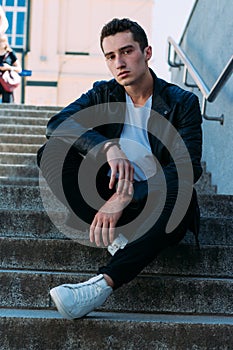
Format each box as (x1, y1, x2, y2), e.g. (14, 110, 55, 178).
(0, 34, 22, 103)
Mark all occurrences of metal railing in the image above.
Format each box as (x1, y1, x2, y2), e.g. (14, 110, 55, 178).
(168, 36, 233, 125)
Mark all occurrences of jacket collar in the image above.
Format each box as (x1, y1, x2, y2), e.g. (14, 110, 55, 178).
(109, 81, 125, 102)
(150, 69, 171, 117)
(109, 68, 171, 117)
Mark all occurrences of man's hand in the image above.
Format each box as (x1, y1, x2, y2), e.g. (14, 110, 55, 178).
(90, 192, 132, 247)
(104, 143, 134, 195)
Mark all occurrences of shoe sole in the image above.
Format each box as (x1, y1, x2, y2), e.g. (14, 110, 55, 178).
(50, 288, 74, 320)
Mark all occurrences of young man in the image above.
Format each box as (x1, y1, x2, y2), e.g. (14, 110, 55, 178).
(37, 18, 202, 320)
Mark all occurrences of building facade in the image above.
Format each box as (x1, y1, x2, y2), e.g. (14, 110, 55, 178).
(2, 0, 154, 106)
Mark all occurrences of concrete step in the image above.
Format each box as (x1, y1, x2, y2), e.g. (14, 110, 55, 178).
(0, 103, 61, 111)
(0, 152, 36, 165)
(0, 143, 41, 153)
(0, 209, 66, 238)
(1, 185, 232, 217)
(0, 116, 48, 126)
(1, 309, 233, 350)
(194, 162, 217, 194)
(0, 185, 62, 210)
(0, 208, 233, 245)
(0, 176, 39, 186)
(0, 133, 45, 144)
(0, 103, 231, 349)
(0, 124, 46, 135)
(1, 237, 233, 278)
(0, 106, 59, 117)
(0, 185, 41, 209)
(198, 193, 233, 218)
(0, 164, 38, 177)
(1, 269, 233, 315)
(195, 172, 217, 194)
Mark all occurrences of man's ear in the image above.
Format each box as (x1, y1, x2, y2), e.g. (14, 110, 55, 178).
(144, 46, 152, 62)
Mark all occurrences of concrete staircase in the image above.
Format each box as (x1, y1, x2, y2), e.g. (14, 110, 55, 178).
(0, 104, 233, 349)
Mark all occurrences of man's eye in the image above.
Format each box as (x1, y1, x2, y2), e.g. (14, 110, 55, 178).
(123, 50, 131, 55)
(107, 55, 115, 61)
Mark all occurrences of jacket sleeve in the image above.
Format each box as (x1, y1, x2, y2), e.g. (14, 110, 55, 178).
(163, 93, 203, 186)
(45, 86, 109, 159)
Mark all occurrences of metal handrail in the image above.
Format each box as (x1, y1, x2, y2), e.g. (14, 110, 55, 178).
(168, 36, 233, 124)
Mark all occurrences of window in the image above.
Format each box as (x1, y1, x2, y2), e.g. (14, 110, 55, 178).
(0, 0, 28, 49)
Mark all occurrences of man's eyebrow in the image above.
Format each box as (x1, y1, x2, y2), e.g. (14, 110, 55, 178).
(119, 45, 134, 52)
(104, 45, 134, 57)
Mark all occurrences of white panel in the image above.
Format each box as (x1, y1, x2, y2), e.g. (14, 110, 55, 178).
(65, 0, 91, 53)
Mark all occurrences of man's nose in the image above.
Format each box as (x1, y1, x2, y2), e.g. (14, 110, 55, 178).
(115, 54, 126, 69)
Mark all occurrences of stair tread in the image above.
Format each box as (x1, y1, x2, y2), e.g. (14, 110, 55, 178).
(2, 268, 233, 280)
(0, 152, 36, 156)
(1, 237, 233, 277)
(1, 308, 233, 324)
(0, 104, 231, 344)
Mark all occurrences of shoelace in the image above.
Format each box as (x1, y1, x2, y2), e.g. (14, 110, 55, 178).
(68, 280, 104, 304)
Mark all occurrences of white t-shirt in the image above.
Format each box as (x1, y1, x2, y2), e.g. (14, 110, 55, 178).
(118, 93, 157, 181)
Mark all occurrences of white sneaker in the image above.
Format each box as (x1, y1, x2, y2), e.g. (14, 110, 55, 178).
(50, 274, 113, 319)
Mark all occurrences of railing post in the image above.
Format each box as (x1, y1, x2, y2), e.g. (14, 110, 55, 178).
(201, 98, 224, 125)
(167, 36, 232, 125)
(183, 66, 198, 88)
(167, 41, 184, 68)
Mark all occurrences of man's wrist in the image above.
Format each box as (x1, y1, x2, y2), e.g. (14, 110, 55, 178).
(103, 141, 121, 154)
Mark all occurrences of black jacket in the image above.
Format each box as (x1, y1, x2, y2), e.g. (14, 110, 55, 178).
(46, 69, 202, 184)
(40, 69, 202, 242)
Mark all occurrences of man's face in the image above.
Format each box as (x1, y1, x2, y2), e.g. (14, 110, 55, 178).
(102, 31, 152, 87)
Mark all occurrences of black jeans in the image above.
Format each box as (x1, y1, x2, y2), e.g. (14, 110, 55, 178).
(0, 84, 14, 103)
(38, 139, 193, 290)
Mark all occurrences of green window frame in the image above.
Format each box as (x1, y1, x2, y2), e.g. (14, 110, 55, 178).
(0, 0, 29, 50)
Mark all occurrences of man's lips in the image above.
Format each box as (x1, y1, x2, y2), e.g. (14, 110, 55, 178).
(117, 71, 130, 78)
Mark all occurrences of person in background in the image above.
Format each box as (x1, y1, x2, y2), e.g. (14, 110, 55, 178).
(0, 34, 22, 103)
(0, 6, 8, 34)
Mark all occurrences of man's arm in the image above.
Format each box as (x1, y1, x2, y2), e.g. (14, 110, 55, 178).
(159, 93, 203, 188)
(43, 84, 135, 246)
(89, 143, 134, 247)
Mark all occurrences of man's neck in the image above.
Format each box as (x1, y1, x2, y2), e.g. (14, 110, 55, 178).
(124, 69, 153, 106)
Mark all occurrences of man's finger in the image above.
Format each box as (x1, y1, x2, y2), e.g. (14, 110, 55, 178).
(90, 216, 102, 247)
(128, 181, 134, 196)
(109, 223, 115, 244)
(130, 166, 134, 182)
(116, 161, 125, 193)
(94, 224, 102, 247)
(109, 165, 117, 189)
(102, 221, 109, 246)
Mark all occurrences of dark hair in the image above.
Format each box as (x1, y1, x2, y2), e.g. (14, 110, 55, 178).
(100, 18, 148, 52)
